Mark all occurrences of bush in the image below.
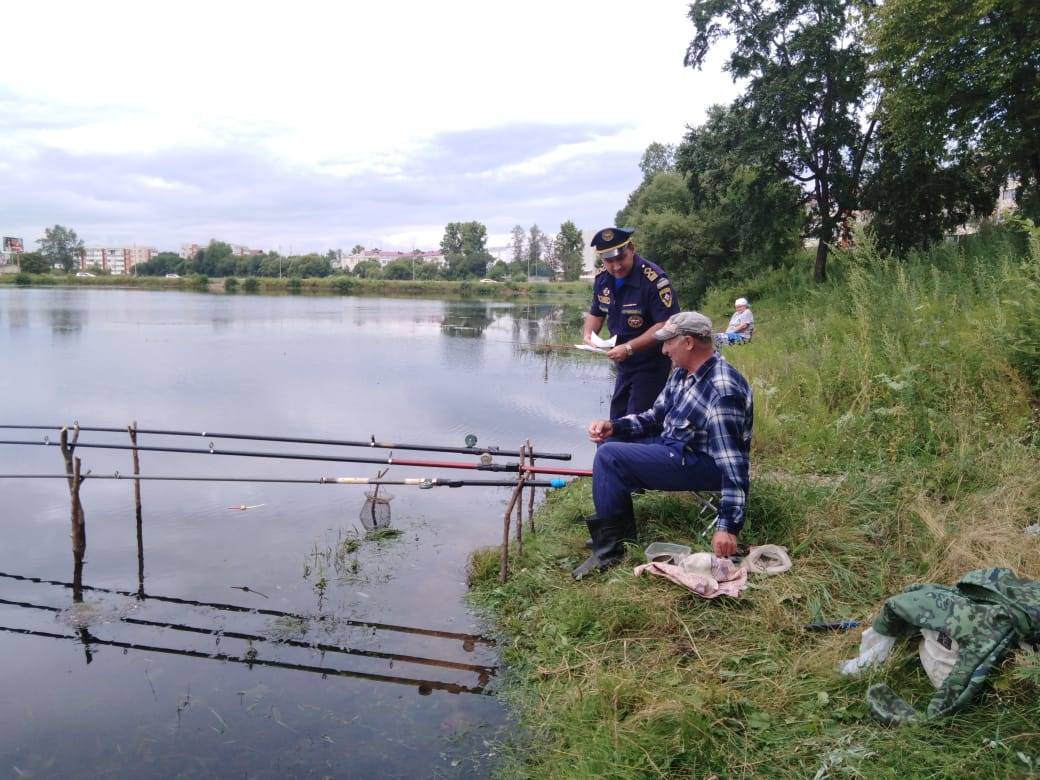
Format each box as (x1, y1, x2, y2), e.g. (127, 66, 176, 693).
(190, 274, 208, 290)
(287, 277, 302, 294)
(242, 277, 260, 293)
(14, 273, 31, 286)
(331, 277, 354, 295)
(224, 277, 238, 293)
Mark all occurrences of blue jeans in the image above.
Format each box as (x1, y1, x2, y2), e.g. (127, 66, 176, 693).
(714, 332, 747, 346)
(592, 436, 723, 523)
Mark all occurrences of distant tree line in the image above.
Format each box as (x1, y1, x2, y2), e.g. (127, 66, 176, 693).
(620, 0, 1038, 300)
(135, 243, 336, 278)
(18, 221, 588, 282)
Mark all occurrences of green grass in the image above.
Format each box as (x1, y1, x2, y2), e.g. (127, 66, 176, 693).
(469, 224, 1040, 778)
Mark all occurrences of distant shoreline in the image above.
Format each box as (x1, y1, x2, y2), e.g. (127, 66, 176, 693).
(0, 272, 591, 300)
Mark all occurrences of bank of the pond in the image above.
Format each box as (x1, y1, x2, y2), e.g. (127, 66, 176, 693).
(0, 272, 590, 300)
(468, 226, 1040, 778)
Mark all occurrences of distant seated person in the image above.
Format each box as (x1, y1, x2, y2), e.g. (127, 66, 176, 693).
(715, 297, 754, 345)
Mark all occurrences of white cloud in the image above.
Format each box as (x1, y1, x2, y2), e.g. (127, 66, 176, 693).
(0, 0, 740, 250)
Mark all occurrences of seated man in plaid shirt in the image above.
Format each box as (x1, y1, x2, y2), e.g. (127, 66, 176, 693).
(574, 311, 753, 580)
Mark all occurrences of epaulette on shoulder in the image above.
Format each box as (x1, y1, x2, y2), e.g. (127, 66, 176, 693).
(640, 257, 665, 274)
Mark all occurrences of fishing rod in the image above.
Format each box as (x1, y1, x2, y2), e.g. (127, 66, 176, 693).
(0, 424, 572, 461)
(0, 439, 593, 477)
(518, 342, 609, 354)
(0, 473, 570, 489)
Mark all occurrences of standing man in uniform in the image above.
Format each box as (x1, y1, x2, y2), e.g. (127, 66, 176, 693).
(583, 227, 679, 418)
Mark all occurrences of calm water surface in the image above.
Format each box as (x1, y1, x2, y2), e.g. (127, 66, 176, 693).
(0, 287, 611, 778)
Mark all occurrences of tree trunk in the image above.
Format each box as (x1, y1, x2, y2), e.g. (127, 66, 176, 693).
(814, 239, 829, 283)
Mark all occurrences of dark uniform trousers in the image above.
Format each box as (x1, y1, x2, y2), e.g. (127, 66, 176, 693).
(611, 362, 673, 419)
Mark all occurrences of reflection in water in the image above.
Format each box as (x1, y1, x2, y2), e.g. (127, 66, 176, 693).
(0, 571, 495, 645)
(439, 301, 495, 337)
(4, 307, 29, 329)
(0, 625, 487, 695)
(48, 305, 87, 336)
(0, 572, 495, 696)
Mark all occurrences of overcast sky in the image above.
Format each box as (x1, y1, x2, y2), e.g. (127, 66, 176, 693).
(0, 1, 739, 253)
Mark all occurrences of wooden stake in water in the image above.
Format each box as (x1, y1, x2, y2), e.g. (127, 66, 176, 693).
(128, 421, 144, 598)
(59, 427, 87, 602)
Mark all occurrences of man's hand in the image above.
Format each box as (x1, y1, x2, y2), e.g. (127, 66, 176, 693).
(583, 314, 605, 347)
(711, 530, 738, 558)
(587, 420, 614, 444)
(605, 343, 632, 363)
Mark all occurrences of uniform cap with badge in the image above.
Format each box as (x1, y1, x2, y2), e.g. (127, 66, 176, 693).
(590, 227, 634, 260)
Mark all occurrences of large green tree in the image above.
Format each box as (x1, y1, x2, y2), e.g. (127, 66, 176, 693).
(440, 221, 491, 279)
(37, 225, 84, 273)
(639, 142, 677, 182)
(860, 127, 1001, 252)
(440, 223, 464, 256)
(677, 104, 803, 272)
(870, 0, 1040, 217)
(554, 220, 585, 281)
(686, 0, 879, 281)
(617, 112, 802, 303)
(199, 241, 235, 277)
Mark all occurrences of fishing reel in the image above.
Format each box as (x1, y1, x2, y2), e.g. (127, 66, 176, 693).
(466, 433, 494, 465)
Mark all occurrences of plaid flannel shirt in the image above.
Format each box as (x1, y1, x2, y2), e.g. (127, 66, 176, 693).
(610, 354, 753, 534)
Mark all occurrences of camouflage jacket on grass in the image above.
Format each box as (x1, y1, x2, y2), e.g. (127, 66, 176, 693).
(866, 567, 1040, 725)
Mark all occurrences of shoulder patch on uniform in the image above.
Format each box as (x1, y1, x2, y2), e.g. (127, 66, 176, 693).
(659, 288, 673, 307)
(642, 265, 658, 282)
(656, 277, 670, 289)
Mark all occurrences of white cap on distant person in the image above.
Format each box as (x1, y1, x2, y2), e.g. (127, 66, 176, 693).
(735, 297, 749, 307)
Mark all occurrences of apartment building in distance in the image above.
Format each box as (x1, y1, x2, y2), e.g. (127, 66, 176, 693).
(180, 242, 263, 260)
(337, 249, 446, 272)
(81, 246, 158, 274)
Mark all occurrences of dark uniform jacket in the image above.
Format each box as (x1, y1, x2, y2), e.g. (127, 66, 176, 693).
(589, 255, 678, 374)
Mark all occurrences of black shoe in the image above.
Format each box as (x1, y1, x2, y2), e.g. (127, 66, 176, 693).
(584, 538, 593, 549)
(571, 551, 623, 580)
